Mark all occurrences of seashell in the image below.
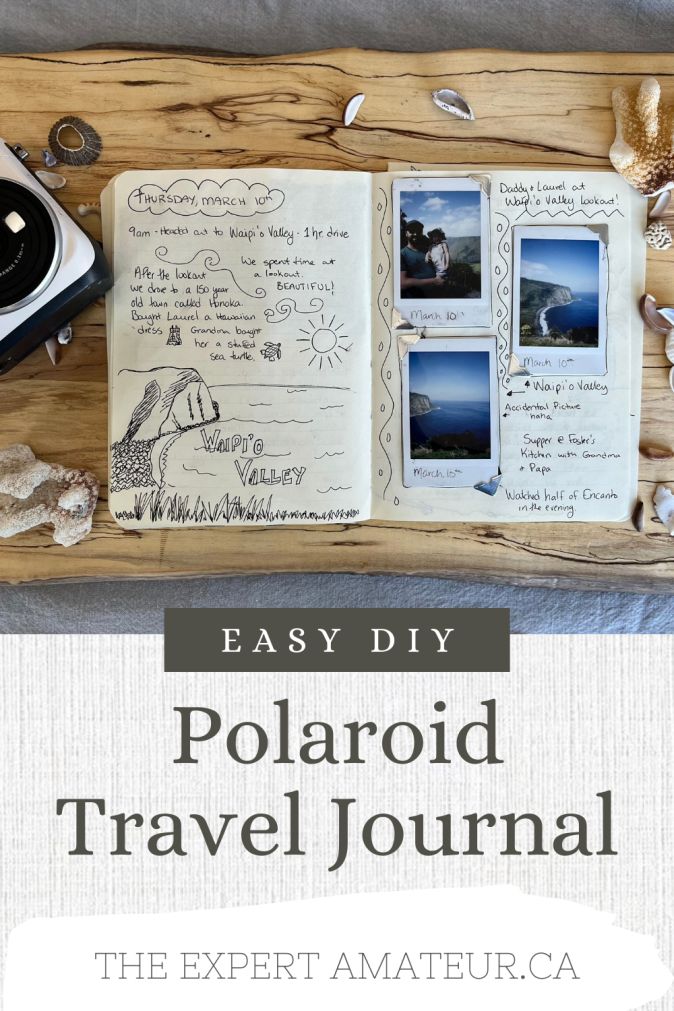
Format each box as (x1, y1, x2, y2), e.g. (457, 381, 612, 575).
(35, 170, 67, 191)
(610, 77, 674, 195)
(649, 190, 672, 217)
(653, 484, 674, 534)
(640, 443, 674, 460)
(343, 94, 365, 126)
(44, 335, 59, 365)
(670, 365, 674, 393)
(631, 498, 645, 532)
(645, 218, 673, 249)
(77, 203, 100, 218)
(666, 330, 674, 364)
(41, 148, 58, 168)
(56, 324, 73, 346)
(431, 88, 475, 121)
(48, 115, 102, 167)
(640, 293, 674, 335)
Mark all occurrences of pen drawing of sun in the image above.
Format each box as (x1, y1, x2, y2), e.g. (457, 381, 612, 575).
(297, 315, 353, 369)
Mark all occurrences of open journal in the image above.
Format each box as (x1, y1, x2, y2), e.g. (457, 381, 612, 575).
(102, 166, 646, 528)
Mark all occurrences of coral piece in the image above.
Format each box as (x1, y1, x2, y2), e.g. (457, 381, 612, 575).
(610, 77, 674, 195)
(0, 444, 99, 546)
(645, 218, 673, 250)
(654, 484, 674, 534)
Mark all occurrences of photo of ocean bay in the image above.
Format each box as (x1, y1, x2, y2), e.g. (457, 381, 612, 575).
(408, 350, 492, 460)
(518, 237, 600, 349)
(410, 400, 491, 459)
(544, 293, 599, 333)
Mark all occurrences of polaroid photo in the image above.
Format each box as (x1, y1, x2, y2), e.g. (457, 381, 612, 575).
(511, 225, 608, 376)
(393, 177, 491, 329)
(401, 337, 500, 488)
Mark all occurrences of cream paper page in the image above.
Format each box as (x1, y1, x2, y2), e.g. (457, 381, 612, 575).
(371, 169, 646, 522)
(102, 169, 372, 528)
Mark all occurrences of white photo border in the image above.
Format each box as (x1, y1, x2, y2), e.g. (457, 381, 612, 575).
(401, 337, 500, 489)
(511, 225, 608, 377)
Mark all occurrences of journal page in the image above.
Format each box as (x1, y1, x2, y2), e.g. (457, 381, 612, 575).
(103, 169, 373, 528)
(371, 168, 646, 523)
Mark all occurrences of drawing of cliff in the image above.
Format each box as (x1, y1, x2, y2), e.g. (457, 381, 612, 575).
(409, 392, 434, 417)
(110, 366, 220, 492)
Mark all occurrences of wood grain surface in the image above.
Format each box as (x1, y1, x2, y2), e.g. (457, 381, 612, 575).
(1, 46, 674, 590)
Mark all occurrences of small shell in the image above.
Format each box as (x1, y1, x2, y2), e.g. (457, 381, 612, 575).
(35, 170, 67, 191)
(631, 499, 645, 532)
(56, 325, 73, 346)
(640, 293, 673, 335)
(670, 365, 674, 393)
(42, 148, 58, 168)
(649, 190, 672, 217)
(666, 330, 674, 364)
(640, 443, 674, 460)
(431, 88, 475, 121)
(653, 484, 674, 533)
(343, 94, 365, 126)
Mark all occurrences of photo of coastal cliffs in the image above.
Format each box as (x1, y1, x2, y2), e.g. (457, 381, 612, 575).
(408, 349, 492, 460)
(518, 236, 600, 348)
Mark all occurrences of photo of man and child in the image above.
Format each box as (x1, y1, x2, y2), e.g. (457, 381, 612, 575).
(397, 186, 483, 300)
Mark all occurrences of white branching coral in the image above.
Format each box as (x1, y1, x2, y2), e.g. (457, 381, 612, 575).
(0, 444, 98, 546)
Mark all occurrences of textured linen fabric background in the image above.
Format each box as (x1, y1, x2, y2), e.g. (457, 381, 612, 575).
(1, 0, 674, 632)
(1, 635, 672, 1008)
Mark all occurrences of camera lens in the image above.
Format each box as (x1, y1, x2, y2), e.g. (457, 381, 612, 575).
(0, 178, 60, 312)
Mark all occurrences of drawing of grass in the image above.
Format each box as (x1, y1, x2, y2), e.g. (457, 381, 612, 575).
(127, 489, 275, 524)
(115, 489, 361, 525)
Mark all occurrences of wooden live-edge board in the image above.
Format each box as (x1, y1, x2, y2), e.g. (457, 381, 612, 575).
(1, 46, 674, 590)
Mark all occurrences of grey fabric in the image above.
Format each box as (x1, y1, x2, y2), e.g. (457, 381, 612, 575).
(1, 0, 672, 632)
(0, 0, 672, 54)
(0, 574, 672, 633)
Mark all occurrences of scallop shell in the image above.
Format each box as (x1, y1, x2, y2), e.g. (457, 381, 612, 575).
(343, 94, 365, 126)
(645, 218, 673, 250)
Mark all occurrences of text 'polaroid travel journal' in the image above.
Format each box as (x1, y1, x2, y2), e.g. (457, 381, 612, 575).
(101, 166, 646, 527)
